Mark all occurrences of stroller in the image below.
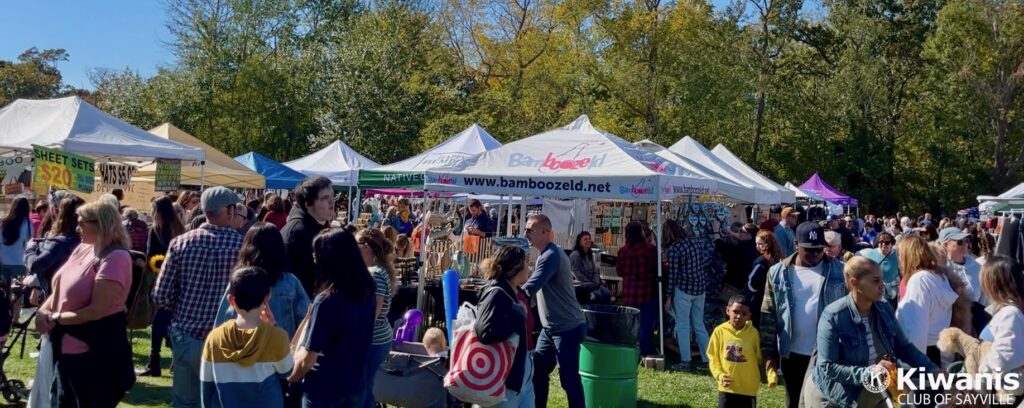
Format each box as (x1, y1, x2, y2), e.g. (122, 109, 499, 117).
(0, 279, 31, 403)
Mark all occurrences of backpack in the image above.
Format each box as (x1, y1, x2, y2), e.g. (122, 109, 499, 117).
(94, 247, 156, 329)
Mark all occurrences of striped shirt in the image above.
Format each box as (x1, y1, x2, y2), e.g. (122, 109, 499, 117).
(371, 266, 394, 345)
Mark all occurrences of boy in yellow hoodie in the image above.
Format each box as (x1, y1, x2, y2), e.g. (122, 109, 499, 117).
(707, 294, 762, 408)
(201, 267, 293, 408)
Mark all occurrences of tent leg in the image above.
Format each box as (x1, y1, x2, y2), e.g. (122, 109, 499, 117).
(200, 161, 206, 190)
(416, 195, 432, 313)
(519, 197, 527, 236)
(655, 190, 665, 357)
(506, 197, 513, 238)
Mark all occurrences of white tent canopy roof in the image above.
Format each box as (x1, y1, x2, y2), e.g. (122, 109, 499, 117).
(425, 115, 717, 200)
(711, 144, 795, 203)
(0, 96, 205, 160)
(378, 124, 501, 172)
(978, 182, 1024, 213)
(285, 140, 379, 186)
(668, 136, 781, 204)
(635, 140, 757, 203)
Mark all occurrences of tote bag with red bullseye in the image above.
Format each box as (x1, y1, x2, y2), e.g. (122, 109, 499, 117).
(444, 291, 520, 406)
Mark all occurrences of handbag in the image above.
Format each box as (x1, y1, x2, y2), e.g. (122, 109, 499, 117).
(444, 290, 519, 406)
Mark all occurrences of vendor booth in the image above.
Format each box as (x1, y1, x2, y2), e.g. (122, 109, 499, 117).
(234, 152, 308, 190)
(636, 140, 759, 205)
(668, 136, 783, 205)
(710, 144, 795, 203)
(798, 172, 859, 207)
(284, 140, 379, 187)
(358, 124, 501, 191)
(978, 182, 1024, 216)
(135, 123, 265, 189)
(425, 115, 719, 359)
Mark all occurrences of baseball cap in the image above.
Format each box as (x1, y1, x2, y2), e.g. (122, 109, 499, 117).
(796, 221, 827, 248)
(938, 227, 969, 244)
(781, 206, 800, 218)
(201, 186, 241, 213)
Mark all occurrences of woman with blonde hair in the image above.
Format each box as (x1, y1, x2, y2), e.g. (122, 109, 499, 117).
(977, 255, 1024, 406)
(36, 201, 135, 407)
(355, 228, 397, 408)
(896, 235, 971, 366)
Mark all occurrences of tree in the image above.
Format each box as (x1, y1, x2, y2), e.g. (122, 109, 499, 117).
(0, 48, 70, 106)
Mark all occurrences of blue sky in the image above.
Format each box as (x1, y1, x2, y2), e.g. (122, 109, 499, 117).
(2, 0, 752, 91)
(0, 1, 174, 90)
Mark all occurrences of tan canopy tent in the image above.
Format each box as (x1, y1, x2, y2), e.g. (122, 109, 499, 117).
(135, 123, 265, 189)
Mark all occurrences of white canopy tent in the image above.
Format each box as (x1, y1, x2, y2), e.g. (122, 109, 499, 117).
(425, 116, 717, 199)
(0, 97, 205, 161)
(711, 144, 796, 203)
(426, 115, 718, 357)
(669, 137, 781, 205)
(978, 182, 1024, 215)
(285, 140, 379, 186)
(636, 140, 758, 203)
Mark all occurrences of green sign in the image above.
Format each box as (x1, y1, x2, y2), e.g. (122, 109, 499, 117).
(154, 159, 182, 192)
(358, 170, 424, 189)
(32, 145, 95, 194)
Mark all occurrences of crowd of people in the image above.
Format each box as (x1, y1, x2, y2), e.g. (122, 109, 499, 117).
(0, 179, 1021, 408)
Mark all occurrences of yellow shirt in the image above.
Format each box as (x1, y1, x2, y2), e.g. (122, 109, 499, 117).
(707, 320, 762, 397)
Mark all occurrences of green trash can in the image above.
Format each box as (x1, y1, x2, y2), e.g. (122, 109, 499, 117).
(579, 341, 639, 408)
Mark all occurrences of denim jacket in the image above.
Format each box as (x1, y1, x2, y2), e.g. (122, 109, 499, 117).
(216, 272, 310, 338)
(811, 295, 937, 407)
(760, 253, 847, 359)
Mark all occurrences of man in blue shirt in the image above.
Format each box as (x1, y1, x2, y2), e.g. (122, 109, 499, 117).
(463, 199, 493, 237)
(774, 206, 798, 257)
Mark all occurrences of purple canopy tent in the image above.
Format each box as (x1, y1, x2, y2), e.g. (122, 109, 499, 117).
(798, 172, 859, 207)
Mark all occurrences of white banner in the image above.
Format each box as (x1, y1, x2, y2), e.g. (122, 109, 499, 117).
(0, 156, 28, 185)
(98, 163, 138, 190)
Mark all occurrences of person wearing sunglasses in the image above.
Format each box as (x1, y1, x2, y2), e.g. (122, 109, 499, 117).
(760, 221, 848, 408)
(859, 231, 900, 307)
(939, 227, 988, 336)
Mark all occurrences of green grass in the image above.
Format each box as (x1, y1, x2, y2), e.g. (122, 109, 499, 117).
(3, 326, 786, 407)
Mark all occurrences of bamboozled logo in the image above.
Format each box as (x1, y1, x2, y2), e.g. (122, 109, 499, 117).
(507, 143, 607, 173)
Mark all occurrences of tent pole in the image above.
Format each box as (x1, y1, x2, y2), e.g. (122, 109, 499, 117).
(506, 197, 513, 238)
(520, 196, 527, 236)
(416, 194, 432, 313)
(656, 187, 665, 357)
(200, 161, 206, 190)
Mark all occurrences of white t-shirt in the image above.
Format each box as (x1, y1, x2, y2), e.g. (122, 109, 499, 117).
(790, 263, 825, 355)
(897, 271, 958, 351)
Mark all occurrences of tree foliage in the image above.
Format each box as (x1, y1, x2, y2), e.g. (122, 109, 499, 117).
(3, 0, 1024, 213)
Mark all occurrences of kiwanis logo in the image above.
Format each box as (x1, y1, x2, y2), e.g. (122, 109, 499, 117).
(862, 364, 891, 394)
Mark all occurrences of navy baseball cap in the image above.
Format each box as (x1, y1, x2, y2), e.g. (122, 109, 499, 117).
(797, 221, 827, 249)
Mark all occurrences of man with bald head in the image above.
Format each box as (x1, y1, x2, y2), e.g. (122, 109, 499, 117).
(523, 214, 586, 408)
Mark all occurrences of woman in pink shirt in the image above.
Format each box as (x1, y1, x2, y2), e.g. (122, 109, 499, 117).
(36, 201, 135, 407)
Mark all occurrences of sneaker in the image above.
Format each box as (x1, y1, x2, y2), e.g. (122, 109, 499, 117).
(670, 362, 691, 371)
(692, 362, 710, 372)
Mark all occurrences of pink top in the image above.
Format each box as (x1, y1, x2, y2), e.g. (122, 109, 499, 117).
(51, 244, 131, 354)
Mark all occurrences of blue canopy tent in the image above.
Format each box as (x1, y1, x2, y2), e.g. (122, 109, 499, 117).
(234, 151, 308, 190)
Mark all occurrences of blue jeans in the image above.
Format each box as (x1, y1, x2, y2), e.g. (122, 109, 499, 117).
(170, 329, 204, 408)
(673, 289, 710, 364)
(533, 324, 585, 408)
(638, 298, 658, 355)
(362, 342, 392, 408)
(475, 351, 535, 408)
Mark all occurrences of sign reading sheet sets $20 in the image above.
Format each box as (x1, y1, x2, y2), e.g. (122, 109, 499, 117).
(32, 145, 95, 194)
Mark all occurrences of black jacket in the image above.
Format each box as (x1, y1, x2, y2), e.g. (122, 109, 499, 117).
(281, 205, 327, 297)
(473, 279, 528, 393)
(24, 235, 80, 295)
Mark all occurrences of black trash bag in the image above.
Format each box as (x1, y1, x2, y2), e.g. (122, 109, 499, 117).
(582, 305, 640, 347)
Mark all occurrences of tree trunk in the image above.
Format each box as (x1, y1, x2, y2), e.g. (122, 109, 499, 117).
(751, 89, 766, 161)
